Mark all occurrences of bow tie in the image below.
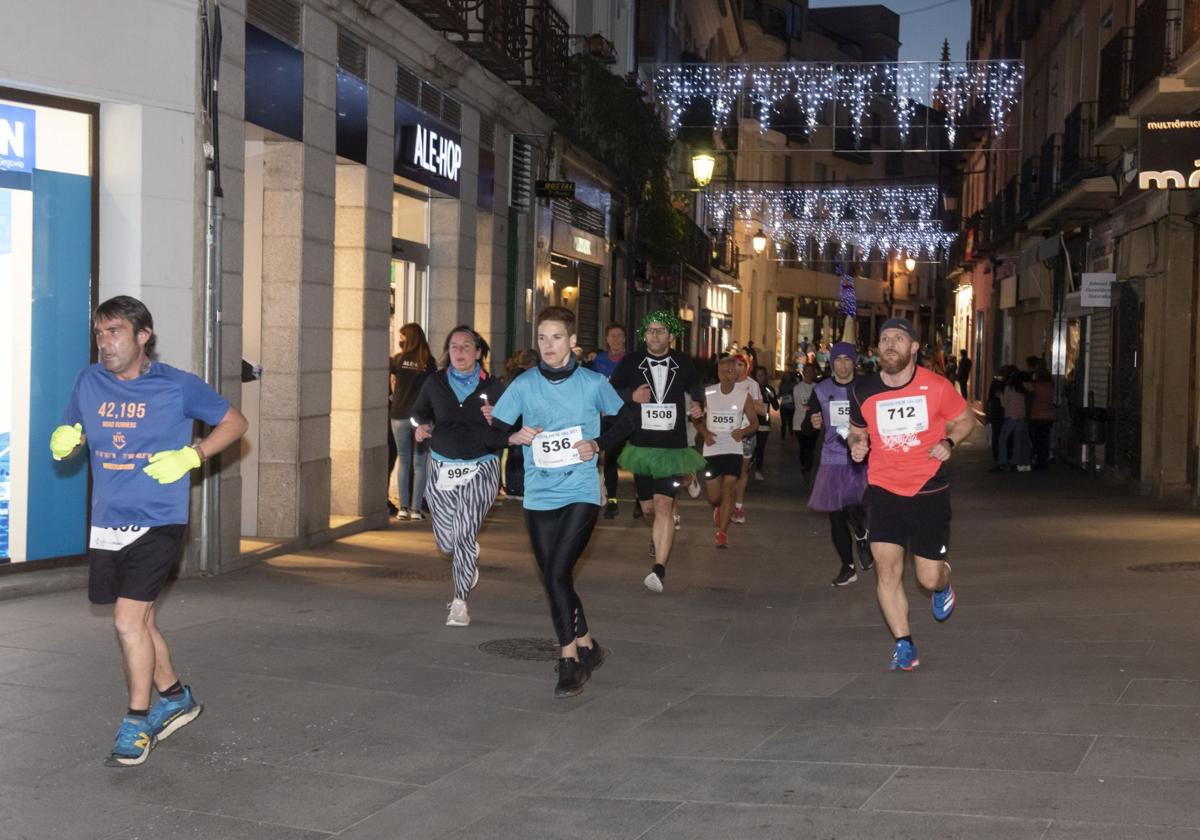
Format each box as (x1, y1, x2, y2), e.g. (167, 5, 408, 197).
(648, 359, 670, 367)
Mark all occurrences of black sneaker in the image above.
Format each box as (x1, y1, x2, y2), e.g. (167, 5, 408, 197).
(633, 505, 643, 520)
(603, 500, 618, 519)
(579, 640, 605, 677)
(855, 534, 874, 571)
(554, 657, 585, 698)
(832, 566, 858, 587)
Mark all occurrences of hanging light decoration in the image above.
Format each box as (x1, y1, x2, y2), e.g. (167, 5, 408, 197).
(653, 60, 1023, 148)
(707, 184, 943, 231)
(767, 217, 957, 261)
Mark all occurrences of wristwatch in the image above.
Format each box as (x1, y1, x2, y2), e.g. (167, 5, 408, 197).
(942, 438, 955, 450)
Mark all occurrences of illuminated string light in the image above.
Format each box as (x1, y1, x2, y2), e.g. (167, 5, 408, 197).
(705, 185, 956, 262)
(653, 61, 1023, 147)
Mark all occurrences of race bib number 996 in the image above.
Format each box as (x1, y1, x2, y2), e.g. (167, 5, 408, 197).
(435, 462, 480, 491)
(532, 426, 583, 469)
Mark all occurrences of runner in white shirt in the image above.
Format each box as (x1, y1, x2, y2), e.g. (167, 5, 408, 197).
(693, 355, 759, 548)
(731, 352, 765, 524)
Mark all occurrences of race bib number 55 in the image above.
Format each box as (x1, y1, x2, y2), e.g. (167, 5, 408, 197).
(532, 426, 583, 469)
(829, 399, 851, 431)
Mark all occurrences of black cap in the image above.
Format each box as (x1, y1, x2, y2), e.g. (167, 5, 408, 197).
(879, 317, 918, 341)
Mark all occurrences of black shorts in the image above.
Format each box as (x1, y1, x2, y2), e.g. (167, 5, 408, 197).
(634, 473, 681, 501)
(704, 454, 743, 479)
(88, 524, 186, 604)
(865, 485, 951, 560)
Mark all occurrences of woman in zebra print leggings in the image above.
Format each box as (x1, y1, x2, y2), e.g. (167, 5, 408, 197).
(412, 326, 506, 627)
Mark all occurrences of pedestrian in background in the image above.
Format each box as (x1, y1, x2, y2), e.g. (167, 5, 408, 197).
(390, 323, 436, 521)
(778, 364, 799, 440)
(500, 348, 538, 498)
(995, 369, 1031, 472)
(751, 365, 777, 480)
(793, 363, 819, 480)
(1029, 368, 1055, 469)
(956, 349, 972, 398)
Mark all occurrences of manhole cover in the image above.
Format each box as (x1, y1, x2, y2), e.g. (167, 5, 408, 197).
(479, 638, 605, 667)
(1128, 561, 1200, 573)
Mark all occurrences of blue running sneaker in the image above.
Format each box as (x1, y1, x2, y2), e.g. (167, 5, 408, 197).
(148, 685, 203, 742)
(889, 639, 919, 671)
(932, 562, 955, 622)
(105, 715, 155, 767)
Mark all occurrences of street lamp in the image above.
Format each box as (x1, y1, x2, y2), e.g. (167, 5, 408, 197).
(904, 255, 916, 272)
(752, 228, 768, 255)
(691, 152, 716, 187)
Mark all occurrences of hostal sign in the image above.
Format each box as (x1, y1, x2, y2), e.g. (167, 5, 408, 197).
(1137, 117, 1200, 189)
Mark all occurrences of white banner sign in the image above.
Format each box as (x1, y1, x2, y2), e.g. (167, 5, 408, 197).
(1080, 272, 1115, 308)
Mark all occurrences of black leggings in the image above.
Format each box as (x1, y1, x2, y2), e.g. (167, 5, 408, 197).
(602, 440, 624, 499)
(795, 432, 817, 473)
(830, 504, 866, 569)
(524, 503, 600, 646)
(753, 429, 770, 470)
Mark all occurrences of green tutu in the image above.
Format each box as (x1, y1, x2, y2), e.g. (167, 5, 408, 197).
(618, 443, 706, 478)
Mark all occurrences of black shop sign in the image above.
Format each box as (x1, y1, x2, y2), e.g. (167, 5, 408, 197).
(1137, 117, 1200, 190)
(394, 99, 462, 197)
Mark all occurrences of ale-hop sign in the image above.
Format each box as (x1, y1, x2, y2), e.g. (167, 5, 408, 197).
(394, 99, 462, 197)
(1137, 117, 1200, 189)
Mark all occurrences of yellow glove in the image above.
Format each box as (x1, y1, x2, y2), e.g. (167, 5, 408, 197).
(143, 446, 202, 485)
(50, 423, 83, 460)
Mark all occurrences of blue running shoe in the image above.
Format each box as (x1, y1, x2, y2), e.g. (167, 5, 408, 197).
(889, 639, 919, 671)
(148, 685, 203, 742)
(105, 715, 155, 767)
(932, 562, 955, 622)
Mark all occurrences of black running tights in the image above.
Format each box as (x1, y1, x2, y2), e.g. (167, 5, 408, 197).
(524, 503, 600, 646)
(829, 504, 866, 568)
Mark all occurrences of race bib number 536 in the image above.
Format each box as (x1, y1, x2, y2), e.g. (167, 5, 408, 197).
(532, 426, 583, 469)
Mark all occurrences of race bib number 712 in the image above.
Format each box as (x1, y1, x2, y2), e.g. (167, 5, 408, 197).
(875, 395, 929, 437)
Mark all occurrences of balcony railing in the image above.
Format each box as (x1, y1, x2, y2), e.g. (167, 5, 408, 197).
(1019, 155, 1038, 219)
(1002, 175, 1019, 235)
(456, 0, 525, 81)
(1097, 29, 1132, 126)
(517, 0, 573, 116)
(681, 211, 712, 278)
(711, 231, 740, 279)
(1129, 0, 1191, 98)
(552, 198, 606, 237)
(1060, 101, 1100, 186)
(394, 0, 468, 36)
(1037, 134, 1062, 208)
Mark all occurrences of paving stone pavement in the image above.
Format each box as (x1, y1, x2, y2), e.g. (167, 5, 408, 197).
(3, 431, 1200, 839)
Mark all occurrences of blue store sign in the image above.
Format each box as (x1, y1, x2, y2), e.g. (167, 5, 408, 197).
(0, 104, 36, 174)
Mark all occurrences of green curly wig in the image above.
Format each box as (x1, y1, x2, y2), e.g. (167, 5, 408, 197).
(639, 309, 685, 339)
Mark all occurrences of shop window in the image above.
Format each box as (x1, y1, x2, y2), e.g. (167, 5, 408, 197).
(0, 92, 96, 564)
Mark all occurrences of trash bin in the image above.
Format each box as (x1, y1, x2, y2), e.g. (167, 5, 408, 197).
(1078, 407, 1107, 445)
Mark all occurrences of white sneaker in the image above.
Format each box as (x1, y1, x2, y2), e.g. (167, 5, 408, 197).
(643, 571, 664, 593)
(446, 598, 470, 626)
(754, 470, 765, 481)
(470, 568, 479, 590)
(409, 510, 426, 521)
(395, 509, 410, 521)
(687, 476, 702, 498)
(732, 505, 746, 524)
(673, 513, 681, 531)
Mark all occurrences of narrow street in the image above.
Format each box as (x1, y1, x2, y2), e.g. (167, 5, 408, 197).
(4, 434, 1200, 840)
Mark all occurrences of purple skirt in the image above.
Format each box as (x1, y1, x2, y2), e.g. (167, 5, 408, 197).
(808, 462, 868, 512)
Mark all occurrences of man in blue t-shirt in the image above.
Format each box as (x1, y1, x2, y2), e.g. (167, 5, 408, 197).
(49, 296, 247, 767)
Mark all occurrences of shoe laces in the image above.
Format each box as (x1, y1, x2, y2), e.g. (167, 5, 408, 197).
(115, 717, 151, 751)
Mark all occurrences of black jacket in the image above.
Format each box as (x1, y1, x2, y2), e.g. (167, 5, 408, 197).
(410, 369, 506, 461)
(609, 349, 705, 448)
(390, 355, 436, 419)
